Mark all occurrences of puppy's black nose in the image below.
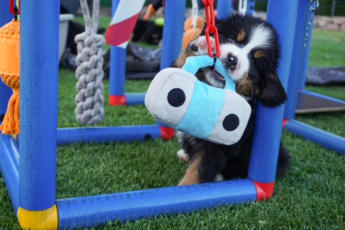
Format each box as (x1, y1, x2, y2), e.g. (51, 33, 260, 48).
(190, 44, 198, 52)
(228, 55, 238, 71)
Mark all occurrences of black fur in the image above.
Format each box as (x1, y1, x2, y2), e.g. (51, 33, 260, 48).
(217, 14, 287, 105)
(177, 14, 290, 183)
(0, 114, 4, 123)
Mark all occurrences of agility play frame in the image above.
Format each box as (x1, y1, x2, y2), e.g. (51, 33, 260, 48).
(0, 0, 344, 229)
(281, 0, 345, 154)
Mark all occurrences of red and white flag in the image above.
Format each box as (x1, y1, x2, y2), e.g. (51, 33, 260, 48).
(105, 0, 145, 48)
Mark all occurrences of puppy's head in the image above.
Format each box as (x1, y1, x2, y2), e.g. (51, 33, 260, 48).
(174, 15, 287, 107)
(217, 14, 287, 106)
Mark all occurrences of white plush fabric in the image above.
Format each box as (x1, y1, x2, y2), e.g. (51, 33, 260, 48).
(145, 68, 196, 127)
(208, 89, 251, 145)
(145, 67, 251, 145)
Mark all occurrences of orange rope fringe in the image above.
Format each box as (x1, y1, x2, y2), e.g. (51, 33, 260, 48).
(0, 19, 20, 135)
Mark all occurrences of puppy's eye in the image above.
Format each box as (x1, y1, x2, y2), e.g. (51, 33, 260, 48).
(226, 54, 238, 71)
(228, 55, 238, 65)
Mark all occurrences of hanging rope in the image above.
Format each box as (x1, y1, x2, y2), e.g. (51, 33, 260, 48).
(238, 0, 248, 15)
(182, 0, 205, 50)
(75, 0, 105, 125)
(0, 2, 20, 135)
(191, 0, 199, 28)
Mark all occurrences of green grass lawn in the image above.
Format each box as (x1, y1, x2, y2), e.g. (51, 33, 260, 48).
(1, 26, 345, 229)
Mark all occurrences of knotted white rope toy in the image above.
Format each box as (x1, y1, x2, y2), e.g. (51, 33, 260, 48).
(75, 0, 105, 125)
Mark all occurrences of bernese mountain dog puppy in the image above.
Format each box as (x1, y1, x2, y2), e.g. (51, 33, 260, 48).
(173, 14, 291, 185)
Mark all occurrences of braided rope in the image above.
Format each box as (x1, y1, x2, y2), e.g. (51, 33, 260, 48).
(75, 0, 105, 125)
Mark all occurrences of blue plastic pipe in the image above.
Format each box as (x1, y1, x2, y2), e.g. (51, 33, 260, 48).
(247, 0, 256, 15)
(160, 0, 186, 69)
(0, 134, 19, 168)
(299, 89, 345, 106)
(0, 135, 19, 212)
(217, 0, 233, 19)
(157, 0, 187, 129)
(125, 93, 146, 105)
(109, 0, 126, 98)
(109, 47, 126, 97)
(108, 0, 146, 105)
(284, 0, 312, 119)
(284, 119, 345, 155)
(57, 125, 161, 145)
(57, 179, 256, 228)
(0, 0, 13, 117)
(0, 0, 13, 25)
(248, 0, 299, 183)
(299, 2, 316, 90)
(19, 0, 59, 211)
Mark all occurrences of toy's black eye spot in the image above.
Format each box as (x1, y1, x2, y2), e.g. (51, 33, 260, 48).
(223, 114, 239, 131)
(167, 88, 185, 107)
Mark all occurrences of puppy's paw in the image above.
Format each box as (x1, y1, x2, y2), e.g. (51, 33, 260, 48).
(188, 36, 215, 56)
(177, 149, 190, 162)
(178, 155, 201, 186)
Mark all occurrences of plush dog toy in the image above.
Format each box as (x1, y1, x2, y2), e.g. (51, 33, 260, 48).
(182, 16, 205, 50)
(145, 55, 251, 145)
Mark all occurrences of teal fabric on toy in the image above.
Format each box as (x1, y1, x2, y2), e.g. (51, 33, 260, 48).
(182, 55, 236, 91)
(145, 55, 252, 145)
(176, 80, 225, 139)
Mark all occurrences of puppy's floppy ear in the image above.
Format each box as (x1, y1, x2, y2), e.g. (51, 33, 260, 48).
(259, 73, 287, 107)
